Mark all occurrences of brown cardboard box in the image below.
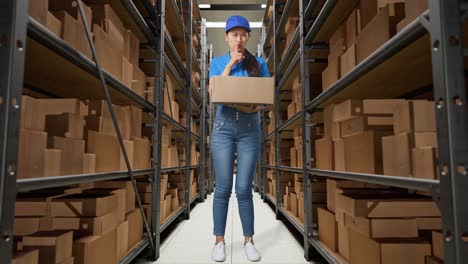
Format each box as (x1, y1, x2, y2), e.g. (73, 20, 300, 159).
(209, 76, 274, 104)
(344, 214, 419, 238)
(49, 0, 92, 27)
(283, 195, 289, 210)
(12, 249, 39, 264)
(15, 199, 49, 217)
(334, 140, 345, 171)
(346, 9, 361, 49)
(338, 223, 349, 260)
(53, 11, 91, 58)
(318, 208, 338, 251)
(52, 137, 85, 175)
(126, 209, 143, 250)
(38, 98, 88, 116)
(87, 131, 134, 173)
(394, 100, 436, 133)
(21, 96, 45, 131)
(331, 121, 341, 142)
(73, 229, 117, 264)
(171, 197, 180, 211)
(349, 229, 431, 264)
(405, 0, 429, 23)
(129, 106, 142, 139)
(356, 4, 405, 63)
(14, 217, 53, 236)
(333, 100, 363, 122)
(51, 210, 119, 236)
(432, 231, 444, 260)
(413, 147, 437, 180)
(165, 194, 172, 216)
(290, 192, 298, 216)
(93, 24, 123, 79)
(133, 137, 151, 170)
(51, 193, 118, 217)
(340, 45, 356, 76)
(18, 129, 47, 179)
(336, 193, 440, 218)
(56, 256, 73, 264)
(363, 99, 404, 115)
(360, 0, 378, 30)
(45, 113, 85, 140)
(344, 131, 390, 174)
(116, 221, 129, 261)
(412, 132, 438, 148)
(23, 231, 73, 264)
(28, 0, 48, 24)
(315, 136, 334, 170)
(416, 218, 442, 231)
(46, 12, 63, 37)
(329, 23, 346, 62)
(296, 145, 303, 167)
(287, 102, 296, 119)
(290, 147, 297, 168)
(341, 116, 393, 138)
(326, 179, 372, 212)
(82, 153, 96, 174)
(323, 104, 334, 136)
(44, 149, 61, 177)
(322, 56, 340, 92)
(171, 101, 180, 122)
(122, 57, 133, 87)
(132, 65, 146, 98)
(93, 181, 135, 214)
(382, 133, 412, 176)
(425, 256, 444, 264)
(298, 197, 304, 222)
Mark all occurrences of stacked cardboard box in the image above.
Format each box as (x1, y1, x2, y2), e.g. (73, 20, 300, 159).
(322, 2, 407, 91)
(138, 174, 172, 224)
(189, 170, 199, 200)
(14, 182, 141, 263)
(282, 175, 326, 225)
(382, 100, 437, 179)
(18, 96, 93, 179)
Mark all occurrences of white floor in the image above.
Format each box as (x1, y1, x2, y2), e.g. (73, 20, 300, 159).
(146, 180, 312, 264)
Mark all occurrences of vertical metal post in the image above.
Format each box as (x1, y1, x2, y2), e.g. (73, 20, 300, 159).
(0, 0, 27, 263)
(150, 0, 166, 260)
(272, 0, 281, 219)
(429, 0, 468, 263)
(260, 111, 267, 200)
(184, 0, 193, 219)
(200, 18, 208, 202)
(300, 0, 314, 260)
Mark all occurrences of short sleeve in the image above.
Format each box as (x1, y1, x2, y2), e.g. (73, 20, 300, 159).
(259, 59, 270, 77)
(209, 59, 221, 78)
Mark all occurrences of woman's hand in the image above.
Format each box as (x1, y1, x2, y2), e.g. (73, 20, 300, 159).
(227, 104, 269, 113)
(222, 50, 244, 76)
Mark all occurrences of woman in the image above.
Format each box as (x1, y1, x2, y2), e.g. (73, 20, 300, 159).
(209, 15, 270, 262)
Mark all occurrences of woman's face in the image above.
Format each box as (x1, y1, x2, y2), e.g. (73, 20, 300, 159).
(225, 27, 249, 52)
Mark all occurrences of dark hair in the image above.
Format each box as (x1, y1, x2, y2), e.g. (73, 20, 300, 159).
(242, 49, 260, 77)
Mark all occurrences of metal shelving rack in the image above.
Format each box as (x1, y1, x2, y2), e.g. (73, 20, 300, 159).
(0, 0, 207, 263)
(259, 0, 468, 263)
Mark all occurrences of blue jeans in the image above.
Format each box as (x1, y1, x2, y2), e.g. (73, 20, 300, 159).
(211, 105, 261, 237)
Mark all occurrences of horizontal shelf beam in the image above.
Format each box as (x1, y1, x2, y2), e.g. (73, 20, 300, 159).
(121, 0, 154, 43)
(308, 169, 439, 192)
(278, 49, 300, 89)
(278, 166, 303, 173)
(278, 206, 304, 234)
(308, 238, 341, 264)
(17, 169, 153, 192)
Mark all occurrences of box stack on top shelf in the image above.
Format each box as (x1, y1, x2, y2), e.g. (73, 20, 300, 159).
(260, 0, 468, 263)
(2, 0, 207, 263)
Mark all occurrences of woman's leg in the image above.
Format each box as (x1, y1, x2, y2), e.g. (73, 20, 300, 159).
(235, 127, 260, 239)
(211, 123, 236, 241)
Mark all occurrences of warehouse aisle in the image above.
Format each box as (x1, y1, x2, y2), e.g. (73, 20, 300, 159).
(150, 177, 311, 264)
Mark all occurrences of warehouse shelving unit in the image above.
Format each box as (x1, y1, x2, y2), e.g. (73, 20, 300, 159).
(0, 0, 207, 263)
(260, 0, 468, 263)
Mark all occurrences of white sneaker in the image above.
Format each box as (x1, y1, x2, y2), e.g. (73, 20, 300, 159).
(244, 240, 261, 262)
(211, 241, 226, 262)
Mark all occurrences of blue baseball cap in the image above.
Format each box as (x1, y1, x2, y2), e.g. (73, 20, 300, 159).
(225, 15, 251, 33)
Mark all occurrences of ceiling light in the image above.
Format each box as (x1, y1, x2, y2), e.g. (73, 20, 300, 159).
(199, 4, 211, 8)
(261, 4, 267, 8)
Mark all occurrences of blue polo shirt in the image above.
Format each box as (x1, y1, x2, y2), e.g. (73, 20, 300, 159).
(209, 52, 270, 78)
